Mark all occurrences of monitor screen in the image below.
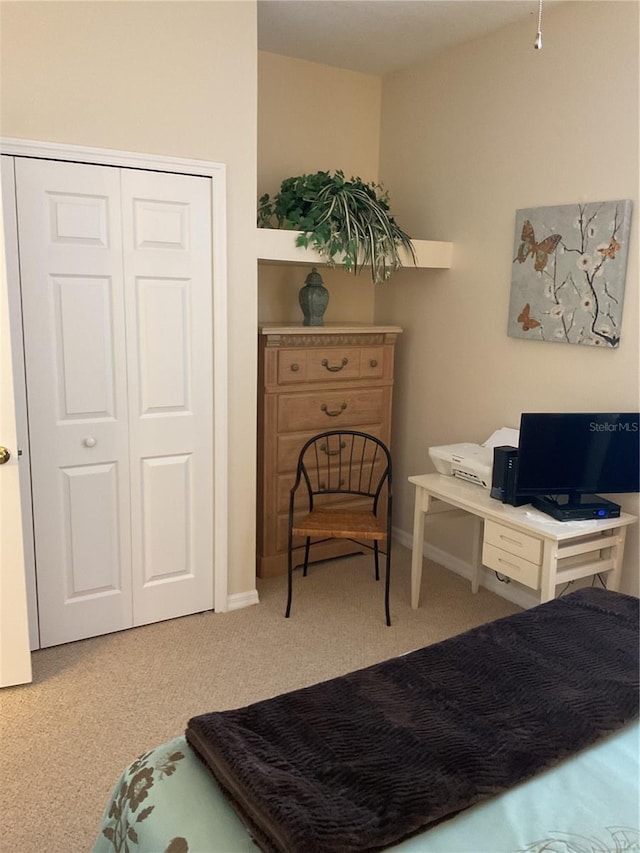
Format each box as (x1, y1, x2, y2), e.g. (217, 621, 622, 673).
(516, 413, 640, 497)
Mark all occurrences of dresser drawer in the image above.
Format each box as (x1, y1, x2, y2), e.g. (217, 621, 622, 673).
(277, 425, 384, 474)
(482, 542, 541, 590)
(483, 520, 543, 564)
(277, 388, 386, 433)
(278, 472, 356, 514)
(278, 472, 352, 514)
(277, 456, 386, 512)
(278, 346, 384, 384)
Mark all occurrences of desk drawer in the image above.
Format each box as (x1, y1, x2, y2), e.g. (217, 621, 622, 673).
(482, 542, 541, 590)
(484, 520, 543, 564)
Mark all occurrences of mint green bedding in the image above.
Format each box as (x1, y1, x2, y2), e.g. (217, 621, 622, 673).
(95, 721, 639, 853)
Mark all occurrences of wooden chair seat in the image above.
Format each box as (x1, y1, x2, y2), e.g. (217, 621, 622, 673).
(293, 509, 387, 540)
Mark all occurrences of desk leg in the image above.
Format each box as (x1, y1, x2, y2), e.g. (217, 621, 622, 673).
(540, 541, 559, 603)
(606, 526, 626, 591)
(470, 516, 483, 594)
(411, 488, 430, 609)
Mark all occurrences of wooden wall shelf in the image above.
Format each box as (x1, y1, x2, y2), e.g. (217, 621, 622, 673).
(256, 227, 453, 270)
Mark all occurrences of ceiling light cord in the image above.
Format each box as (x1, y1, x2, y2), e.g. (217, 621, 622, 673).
(534, 0, 543, 49)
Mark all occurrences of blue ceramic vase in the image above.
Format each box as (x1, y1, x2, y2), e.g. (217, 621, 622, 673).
(298, 267, 329, 326)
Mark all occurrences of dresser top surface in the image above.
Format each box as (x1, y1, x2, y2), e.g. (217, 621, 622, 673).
(259, 324, 403, 336)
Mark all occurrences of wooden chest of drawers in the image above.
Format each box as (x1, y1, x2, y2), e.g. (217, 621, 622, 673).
(257, 325, 401, 578)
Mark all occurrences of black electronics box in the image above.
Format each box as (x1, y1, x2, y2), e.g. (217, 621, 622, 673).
(491, 445, 529, 506)
(531, 494, 621, 521)
(490, 445, 516, 501)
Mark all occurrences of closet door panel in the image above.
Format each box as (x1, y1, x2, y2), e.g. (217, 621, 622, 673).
(53, 274, 116, 419)
(61, 463, 123, 594)
(137, 277, 190, 416)
(15, 158, 133, 647)
(141, 455, 191, 583)
(121, 169, 213, 625)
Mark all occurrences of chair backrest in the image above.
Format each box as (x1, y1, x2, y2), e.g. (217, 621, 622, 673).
(294, 430, 392, 512)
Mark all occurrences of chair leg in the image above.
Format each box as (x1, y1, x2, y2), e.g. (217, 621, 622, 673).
(286, 537, 293, 618)
(374, 541, 380, 581)
(384, 538, 392, 627)
(302, 537, 311, 577)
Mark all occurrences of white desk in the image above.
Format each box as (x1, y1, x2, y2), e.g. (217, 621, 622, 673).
(409, 473, 637, 608)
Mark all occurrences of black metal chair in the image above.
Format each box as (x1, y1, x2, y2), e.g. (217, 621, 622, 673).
(286, 430, 393, 626)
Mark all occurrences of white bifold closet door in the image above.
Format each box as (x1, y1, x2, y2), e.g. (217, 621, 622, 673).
(14, 158, 213, 647)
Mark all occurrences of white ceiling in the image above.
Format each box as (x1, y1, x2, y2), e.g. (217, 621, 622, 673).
(258, 0, 559, 76)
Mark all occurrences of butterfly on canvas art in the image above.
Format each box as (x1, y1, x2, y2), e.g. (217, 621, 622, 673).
(515, 220, 562, 272)
(597, 236, 621, 260)
(517, 304, 541, 331)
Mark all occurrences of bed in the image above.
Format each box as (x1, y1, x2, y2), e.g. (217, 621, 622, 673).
(95, 588, 639, 853)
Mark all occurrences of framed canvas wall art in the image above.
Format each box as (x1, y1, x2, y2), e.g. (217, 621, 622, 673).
(507, 200, 632, 348)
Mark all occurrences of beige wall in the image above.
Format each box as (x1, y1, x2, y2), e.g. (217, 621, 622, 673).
(258, 51, 381, 198)
(0, 1, 258, 598)
(257, 51, 382, 325)
(376, 1, 640, 593)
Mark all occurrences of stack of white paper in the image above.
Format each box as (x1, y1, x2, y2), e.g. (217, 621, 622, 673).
(482, 427, 520, 449)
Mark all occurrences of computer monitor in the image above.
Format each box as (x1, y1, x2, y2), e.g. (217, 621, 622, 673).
(516, 412, 640, 520)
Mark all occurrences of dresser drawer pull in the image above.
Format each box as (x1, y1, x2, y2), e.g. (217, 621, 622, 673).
(321, 357, 348, 372)
(369, 359, 378, 367)
(320, 440, 346, 456)
(290, 363, 300, 372)
(321, 402, 347, 417)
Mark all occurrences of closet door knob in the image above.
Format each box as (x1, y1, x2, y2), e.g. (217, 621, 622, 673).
(0, 446, 11, 464)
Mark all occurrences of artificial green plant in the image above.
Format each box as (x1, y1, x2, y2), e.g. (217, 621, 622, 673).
(257, 170, 416, 284)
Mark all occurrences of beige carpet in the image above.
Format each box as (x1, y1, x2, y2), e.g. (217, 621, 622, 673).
(0, 546, 519, 853)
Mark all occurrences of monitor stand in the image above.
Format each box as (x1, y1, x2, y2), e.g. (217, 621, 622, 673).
(532, 493, 621, 522)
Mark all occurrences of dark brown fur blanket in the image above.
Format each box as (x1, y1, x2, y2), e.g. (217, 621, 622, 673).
(186, 588, 639, 852)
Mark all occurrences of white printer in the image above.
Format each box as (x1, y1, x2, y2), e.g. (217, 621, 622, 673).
(428, 428, 520, 490)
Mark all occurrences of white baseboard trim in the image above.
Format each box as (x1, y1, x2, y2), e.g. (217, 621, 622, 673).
(225, 589, 260, 611)
(393, 526, 539, 610)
